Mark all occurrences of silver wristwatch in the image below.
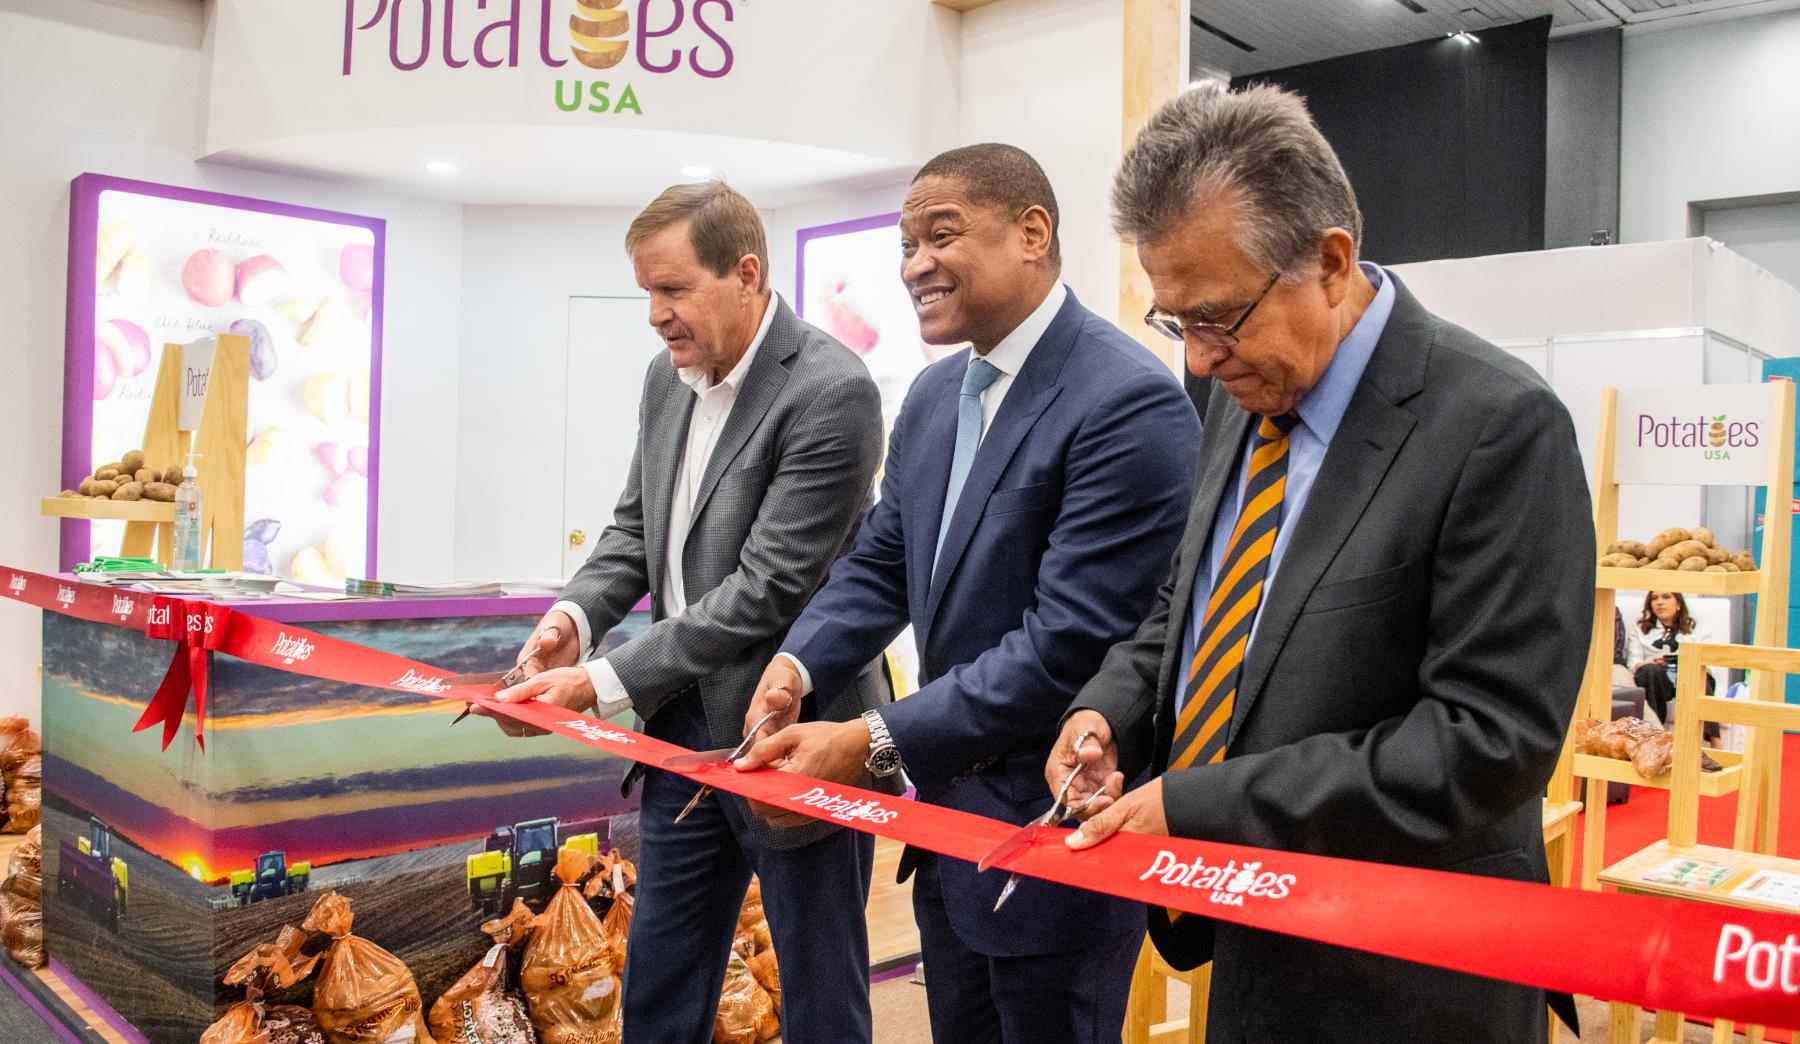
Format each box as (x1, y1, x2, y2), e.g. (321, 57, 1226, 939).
(862, 709, 903, 778)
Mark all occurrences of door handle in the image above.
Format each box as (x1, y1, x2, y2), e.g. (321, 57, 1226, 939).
(569, 529, 587, 547)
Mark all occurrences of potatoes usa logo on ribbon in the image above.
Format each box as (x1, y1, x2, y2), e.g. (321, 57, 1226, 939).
(1140, 850, 1296, 908)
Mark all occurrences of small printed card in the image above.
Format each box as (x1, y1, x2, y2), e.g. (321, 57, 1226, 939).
(1727, 869, 1800, 910)
(1642, 857, 1740, 891)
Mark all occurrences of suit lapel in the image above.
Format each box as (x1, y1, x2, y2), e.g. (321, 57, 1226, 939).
(922, 294, 1082, 627)
(643, 369, 693, 613)
(1228, 278, 1433, 739)
(687, 301, 798, 527)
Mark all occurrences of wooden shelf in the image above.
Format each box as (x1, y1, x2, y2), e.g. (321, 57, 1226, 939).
(1599, 840, 1800, 915)
(1573, 750, 1745, 798)
(1594, 566, 1761, 596)
(40, 497, 174, 523)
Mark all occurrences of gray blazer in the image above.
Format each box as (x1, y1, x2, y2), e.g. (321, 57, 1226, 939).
(561, 297, 890, 849)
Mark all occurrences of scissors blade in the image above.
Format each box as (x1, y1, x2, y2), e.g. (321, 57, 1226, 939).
(993, 872, 1024, 912)
(674, 786, 709, 824)
(977, 822, 1043, 873)
(444, 671, 509, 687)
(662, 747, 737, 770)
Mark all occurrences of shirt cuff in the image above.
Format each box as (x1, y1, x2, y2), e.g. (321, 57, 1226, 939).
(583, 657, 634, 708)
(775, 652, 815, 696)
(551, 599, 596, 659)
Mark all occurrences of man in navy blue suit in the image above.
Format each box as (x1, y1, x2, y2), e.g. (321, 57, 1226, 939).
(736, 144, 1200, 1043)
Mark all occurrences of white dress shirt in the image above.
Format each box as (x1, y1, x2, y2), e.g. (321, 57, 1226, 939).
(780, 281, 1068, 696)
(552, 294, 780, 712)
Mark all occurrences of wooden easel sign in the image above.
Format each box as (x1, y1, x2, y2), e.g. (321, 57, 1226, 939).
(1614, 384, 1781, 486)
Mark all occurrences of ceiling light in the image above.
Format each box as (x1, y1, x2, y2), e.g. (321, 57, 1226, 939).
(1448, 30, 1480, 44)
(425, 159, 459, 174)
(680, 165, 714, 179)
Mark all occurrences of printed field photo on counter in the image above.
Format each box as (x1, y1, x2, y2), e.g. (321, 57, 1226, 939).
(66, 175, 384, 586)
(37, 609, 645, 1042)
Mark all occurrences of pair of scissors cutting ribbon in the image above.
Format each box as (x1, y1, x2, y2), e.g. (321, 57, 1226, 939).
(446, 623, 562, 724)
(661, 708, 786, 823)
(979, 731, 1096, 911)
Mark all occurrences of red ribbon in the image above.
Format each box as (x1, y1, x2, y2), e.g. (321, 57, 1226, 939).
(134, 597, 230, 751)
(6, 566, 1800, 1025)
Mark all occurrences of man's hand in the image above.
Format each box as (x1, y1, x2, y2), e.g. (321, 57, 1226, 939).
(484, 667, 601, 736)
(744, 657, 805, 742)
(474, 610, 585, 736)
(1065, 776, 1169, 850)
(733, 719, 870, 828)
(1047, 710, 1124, 821)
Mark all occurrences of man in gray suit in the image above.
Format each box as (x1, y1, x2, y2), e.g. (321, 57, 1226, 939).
(489, 181, 888, 1044)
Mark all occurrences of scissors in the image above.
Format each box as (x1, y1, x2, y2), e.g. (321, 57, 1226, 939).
(660, 708, 786, 824)
(445, 624, 561, 725)
(979, 731, 1096, 912)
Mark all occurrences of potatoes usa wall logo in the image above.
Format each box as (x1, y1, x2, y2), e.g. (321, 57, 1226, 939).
(1139, 851, 1296, 908)
(342, 0, 739, 117)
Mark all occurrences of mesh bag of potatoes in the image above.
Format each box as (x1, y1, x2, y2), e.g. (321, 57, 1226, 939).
(302, 891, 436, 1044)
(1599, 527, 1757, 573)
(520, 849, 622, 1044)
(5, 754, 40, 833)
(427, 898, 539, 1044)
(0, 724, 39, 833)
(712, 949, 779, 1044)
(0, 825, 44, 967)
(202, 924, 327, 1044)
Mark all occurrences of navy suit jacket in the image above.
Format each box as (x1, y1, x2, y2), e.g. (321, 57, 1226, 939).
(783, 290, 1200, 956)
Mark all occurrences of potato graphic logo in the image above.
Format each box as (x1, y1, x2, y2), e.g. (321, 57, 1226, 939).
(571, 0, 630, 69)
(1710, 415, 1728, 447)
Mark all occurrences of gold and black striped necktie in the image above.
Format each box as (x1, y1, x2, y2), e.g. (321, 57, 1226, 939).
(1168, 412, 1300, 771)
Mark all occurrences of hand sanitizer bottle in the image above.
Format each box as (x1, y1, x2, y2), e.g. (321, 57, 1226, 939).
(172, 452, 204, 571)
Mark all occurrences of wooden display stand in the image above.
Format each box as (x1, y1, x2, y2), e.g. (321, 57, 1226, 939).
(1571, 384, 1794, 893)
(41, 335, 249, 570)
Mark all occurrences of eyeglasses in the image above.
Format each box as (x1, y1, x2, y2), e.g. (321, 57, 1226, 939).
(1144, 271, 1282, 349)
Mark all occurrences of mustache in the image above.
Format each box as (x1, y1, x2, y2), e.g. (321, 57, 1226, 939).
(657, 322, 691, 341)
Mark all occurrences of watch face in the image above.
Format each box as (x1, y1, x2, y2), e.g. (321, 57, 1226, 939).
(869, 747, 903, 777)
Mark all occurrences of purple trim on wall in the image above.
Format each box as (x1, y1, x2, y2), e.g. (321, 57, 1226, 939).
(45, 960, 151, 1044)
(793, 212, 901, 318)
(63, 174, 387, 575)
(0, 961, 87, 1044)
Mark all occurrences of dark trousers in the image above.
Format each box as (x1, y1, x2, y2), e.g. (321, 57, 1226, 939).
(911, 853, 1141, 1044)
(1635, 663, 1720, 740)
(621, 696, 876, 1044)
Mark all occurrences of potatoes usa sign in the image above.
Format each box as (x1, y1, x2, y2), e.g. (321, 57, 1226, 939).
(1615, 384, 1784, 487)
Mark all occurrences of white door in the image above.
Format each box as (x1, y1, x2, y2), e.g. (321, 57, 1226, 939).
(562, 295, 658, 577)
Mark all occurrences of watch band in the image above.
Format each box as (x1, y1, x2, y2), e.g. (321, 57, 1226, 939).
(863, 708, 903, 778)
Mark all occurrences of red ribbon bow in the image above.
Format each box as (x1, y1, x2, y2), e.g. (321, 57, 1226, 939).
(134, 597, 232, 751)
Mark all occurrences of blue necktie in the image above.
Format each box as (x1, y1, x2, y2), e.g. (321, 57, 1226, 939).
(935, 357, 1004, 574)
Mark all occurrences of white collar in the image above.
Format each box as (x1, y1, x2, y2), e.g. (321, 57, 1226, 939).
(974, 282, 1066, 377)
(679, 292, 780, 392)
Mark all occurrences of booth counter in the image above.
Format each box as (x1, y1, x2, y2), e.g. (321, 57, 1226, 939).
(37, 586, 646, 1042)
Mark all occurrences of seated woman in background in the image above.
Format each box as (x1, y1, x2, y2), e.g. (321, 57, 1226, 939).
(1628, 589, 1721, 747)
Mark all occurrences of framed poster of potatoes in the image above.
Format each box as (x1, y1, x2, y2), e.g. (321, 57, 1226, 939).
(64, 174, 384, 582)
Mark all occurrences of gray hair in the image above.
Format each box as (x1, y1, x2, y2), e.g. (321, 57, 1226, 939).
(1112, 83, 1362, 278)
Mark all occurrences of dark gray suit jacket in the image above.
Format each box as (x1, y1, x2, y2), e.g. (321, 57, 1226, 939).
(1070, 276, 1592, 1042)
(561, 297, 890, 850)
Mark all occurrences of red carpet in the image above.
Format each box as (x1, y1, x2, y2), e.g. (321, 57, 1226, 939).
(1568, 733, 1800, 1037)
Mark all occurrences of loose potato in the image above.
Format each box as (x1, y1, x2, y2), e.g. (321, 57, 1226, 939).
(89, 479, 118, 497)
(1659, 540, 1709, 563)
(1645, 558, 1679, 570)
(1732, 552, 1757, 572)
(1704, 564, 1729, 572)
(1678, 556, 1709, 571)
(141, 482, 176, 502)
(57, 489, 80, 498)
(162, 466, 184, 484)
(1614, 556, 1642, 568)
(1638, 556, 1655, 566)
(1704, 546, 1729, 565)
(1645, 536, 1674, 559)
(1691, 526, 1716, 548)
(121, 450, 145, 473)
(134, 468, 154, 485)
(78, 477, 95, 496)
(94, 467, 120, 481)
(111, 482, 143, 501)
(1617, 540, 1648, 559)
(1723, 563, 1741, 572)
(1598, 553, 1632, 567)
(1655, 526, 1691, 545)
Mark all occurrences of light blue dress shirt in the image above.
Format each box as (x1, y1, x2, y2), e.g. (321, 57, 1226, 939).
(1176, 263, 1396, 716)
